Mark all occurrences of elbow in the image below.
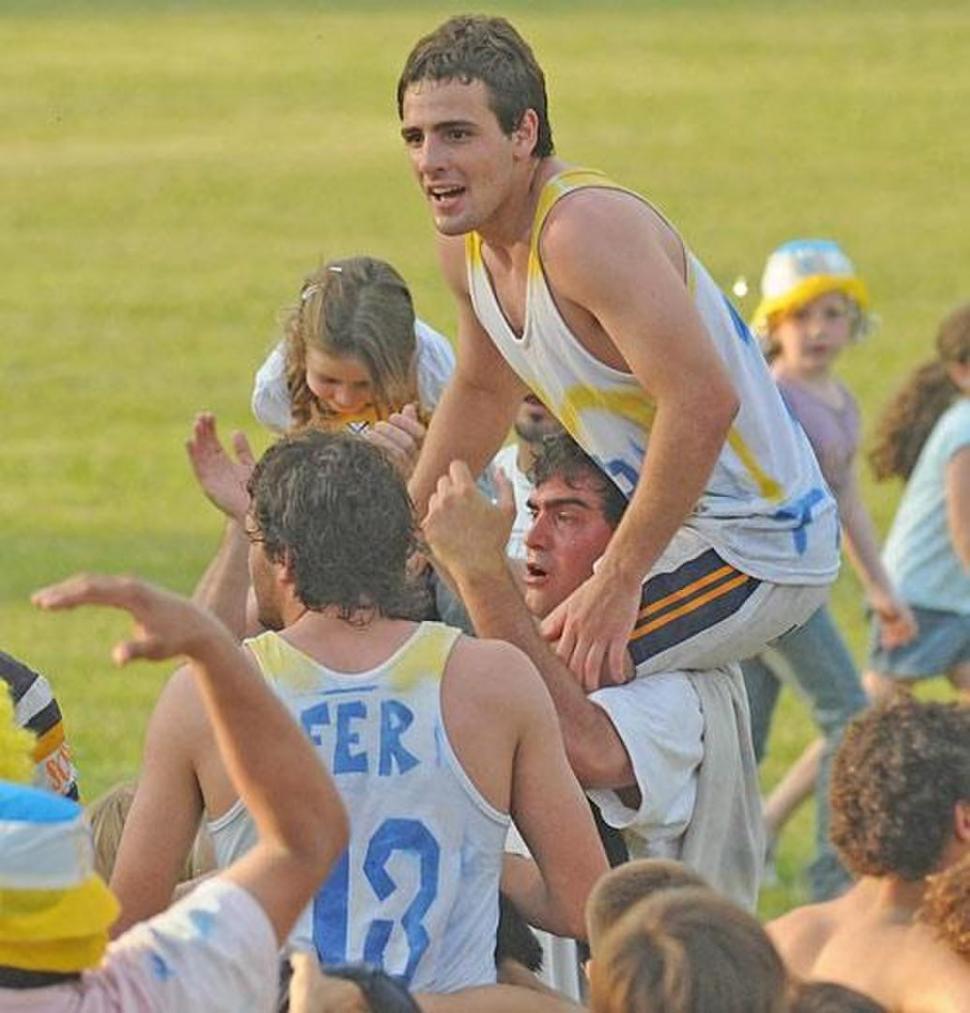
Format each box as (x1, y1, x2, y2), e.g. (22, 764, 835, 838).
(566, 735, 632, 792)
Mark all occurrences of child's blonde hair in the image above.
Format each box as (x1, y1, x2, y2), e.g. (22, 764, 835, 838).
(283, 257, 418, 429)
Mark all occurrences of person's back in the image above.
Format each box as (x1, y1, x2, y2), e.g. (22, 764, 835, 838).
(215, 619, 516, 990)
(768, 697, 970, 1012)
(771, 882, 969, 1012)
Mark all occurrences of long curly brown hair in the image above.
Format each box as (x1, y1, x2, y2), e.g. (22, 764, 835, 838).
(869, 303, 970, 481)
(283, 257, 419, 430)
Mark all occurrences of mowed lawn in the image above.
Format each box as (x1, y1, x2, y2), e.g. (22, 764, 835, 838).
(2, 0, 968, 917)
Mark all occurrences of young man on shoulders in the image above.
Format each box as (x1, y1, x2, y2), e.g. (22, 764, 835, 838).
(399, 15, 838, 688)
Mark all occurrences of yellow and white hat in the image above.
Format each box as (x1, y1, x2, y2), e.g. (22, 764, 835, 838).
(751, 239, 870, 337)
(0, 780, 120, 973)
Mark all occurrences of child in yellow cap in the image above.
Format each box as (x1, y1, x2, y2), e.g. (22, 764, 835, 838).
(742, 239, 916, 901)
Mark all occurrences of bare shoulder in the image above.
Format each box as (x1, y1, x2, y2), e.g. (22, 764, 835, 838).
(445, 634, 553, 717)
(146, 663, 211, 756)
(899, 923, 970, 1012)
(435, 233, 470, 296)
(540, 186, 679, 276)
(767, 900, 839, 976)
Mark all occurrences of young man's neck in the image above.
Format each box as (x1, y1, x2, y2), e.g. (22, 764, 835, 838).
(476, 156, 564, 251)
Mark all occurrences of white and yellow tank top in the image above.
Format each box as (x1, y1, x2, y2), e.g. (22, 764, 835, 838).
(210, 622, 508, 992)
(465, 167, 839, 585)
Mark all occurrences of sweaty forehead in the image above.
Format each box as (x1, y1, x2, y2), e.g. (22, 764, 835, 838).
(530, 475, 604, 512)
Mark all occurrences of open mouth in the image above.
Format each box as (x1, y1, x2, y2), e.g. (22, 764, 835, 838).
(428, 184, 465, 204)
(525, 561, 547, 582)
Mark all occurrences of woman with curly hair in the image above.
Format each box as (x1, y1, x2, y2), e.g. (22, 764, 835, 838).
(864, 302, 970, 700)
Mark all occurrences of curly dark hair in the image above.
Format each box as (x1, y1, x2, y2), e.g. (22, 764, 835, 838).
(530, 431, 628, 529)
(830, 695, 970, 881)
(397, 14, 554, 159)
(247, 430, 426, 620)
(869, 302, 970, 481)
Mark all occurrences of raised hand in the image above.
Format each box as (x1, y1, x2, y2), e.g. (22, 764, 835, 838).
(186, 412, 256, 522)
(365, 403, 426, 479)
(32, 573, 227, 666)
(424, 461, 516, 579)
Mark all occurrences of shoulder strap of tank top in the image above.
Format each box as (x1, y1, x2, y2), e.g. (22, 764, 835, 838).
(388, 622, 462, 692)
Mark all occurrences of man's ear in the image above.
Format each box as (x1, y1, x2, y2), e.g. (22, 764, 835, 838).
(513, 108, 540, 158)
(278, 550, 298, 588)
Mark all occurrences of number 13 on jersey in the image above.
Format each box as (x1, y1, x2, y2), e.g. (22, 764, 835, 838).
(313, 817, 440, 984)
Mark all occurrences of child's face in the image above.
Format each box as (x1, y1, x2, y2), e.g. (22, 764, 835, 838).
(772, 290, 854, 377)
(305, 347, 374, 416)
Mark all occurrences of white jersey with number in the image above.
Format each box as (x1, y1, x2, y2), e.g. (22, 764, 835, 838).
(465, 167, 839, 586)
(209, 622, 507, 993)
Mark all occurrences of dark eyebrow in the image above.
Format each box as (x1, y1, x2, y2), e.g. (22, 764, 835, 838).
(526, 496, 594, 513)
(400, 119, 476, 139)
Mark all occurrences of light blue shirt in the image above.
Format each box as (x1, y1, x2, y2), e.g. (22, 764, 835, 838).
(883, 398, 970, 614)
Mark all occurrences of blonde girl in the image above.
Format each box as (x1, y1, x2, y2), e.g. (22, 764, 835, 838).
(251, 256, 455, 473)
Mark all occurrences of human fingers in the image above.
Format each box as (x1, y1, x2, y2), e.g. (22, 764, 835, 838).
(582, 639, 607, 692)
(493, 467, 517, 521)
(231, 430, 256, 468)
(32, 573, 144, 613)
(386, 407, 426, 441)
(539, 602, 566, 642)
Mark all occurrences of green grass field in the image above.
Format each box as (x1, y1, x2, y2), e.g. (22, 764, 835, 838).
(3, 0, 968, 918)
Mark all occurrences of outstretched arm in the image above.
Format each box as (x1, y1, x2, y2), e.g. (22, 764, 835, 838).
(425, 463, 636, 791)
(837, 468, 917, 649)
(33, 574, 348, 946)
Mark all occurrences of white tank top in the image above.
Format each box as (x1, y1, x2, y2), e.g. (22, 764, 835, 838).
(466, 167, 839, 585)
(208, 622, 508, 992)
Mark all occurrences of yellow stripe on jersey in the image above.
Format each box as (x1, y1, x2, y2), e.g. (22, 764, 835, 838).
(245, 634, 321, 693)
(30, 721, 64, 763)
(630, 572, 752, 643)
(559, 384, 657, 440)
(725, 429, 784, 502)
(389, 623, 460, 692)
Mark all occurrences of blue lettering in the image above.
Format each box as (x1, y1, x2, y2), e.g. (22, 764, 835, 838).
(300, 702, 331, 746)
(380, 700, 419, 777)
(362, 818, 440, 982)
(334, 701, 368, 774)
(313, 849, 349, 965)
